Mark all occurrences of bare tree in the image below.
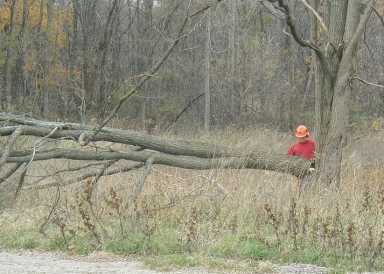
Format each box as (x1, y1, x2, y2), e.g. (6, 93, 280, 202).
(204, 8, 211, 131)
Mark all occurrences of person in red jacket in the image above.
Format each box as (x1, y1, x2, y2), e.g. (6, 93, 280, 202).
(288, 125, 315, 161)
(288, 125, 316, 195)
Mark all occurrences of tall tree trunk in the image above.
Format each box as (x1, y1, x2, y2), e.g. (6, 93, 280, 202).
(229, 0, 238, 122)
(140, 0, 153, 130)
(95, 0, 119, 116)
(66, 0, 79, 119)
(317, 0, 373, 186)
(78, 0, 98, 115)
(18, 0, 30, 99)
(4, 0, 17, 111)
(312, 0, 321, 151)
(284, 1, 297, 130)
(315, 0, 348, 156)
(42, 0, 54, 117)
(257, 8, 266, 120)
(204, 9, 211, 132)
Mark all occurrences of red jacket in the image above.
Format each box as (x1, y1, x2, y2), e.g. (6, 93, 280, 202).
(288, 140, 316, 160)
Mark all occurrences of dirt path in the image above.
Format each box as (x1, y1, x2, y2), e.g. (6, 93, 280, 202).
(0, 250, 329, 274)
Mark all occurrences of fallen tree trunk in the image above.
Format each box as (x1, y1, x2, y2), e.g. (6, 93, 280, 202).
(0, 113, 235, 158)
(4, 148, 307, 176)
(0, 113, 311, 178)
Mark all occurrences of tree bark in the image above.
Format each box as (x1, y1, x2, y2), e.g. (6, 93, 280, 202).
(315, 0, 348, 156)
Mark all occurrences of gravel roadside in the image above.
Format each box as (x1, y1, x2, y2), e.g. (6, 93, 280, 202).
(0, 250, 331, 274)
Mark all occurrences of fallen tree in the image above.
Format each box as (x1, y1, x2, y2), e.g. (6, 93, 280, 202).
(0, 113, 310, 191)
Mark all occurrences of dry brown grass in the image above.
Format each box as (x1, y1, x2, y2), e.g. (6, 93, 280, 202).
(1, 127, 384, 272)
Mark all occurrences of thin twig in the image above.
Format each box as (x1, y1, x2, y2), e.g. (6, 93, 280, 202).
(88, 160, 119, 241)
(30, 162, 108, 185)
(353, 76, 384, 89)
(190, 0, 224, 17)
(298, 0, 328, 33)
(25, 126, 60, 169)
(165, 93, 204, 132)
(90, 160, 119, 199)
(373, 6, 384, 28)
(39, 186, 61, 236)
(26, 162, 144, 191)
(15, 126, 60, 197)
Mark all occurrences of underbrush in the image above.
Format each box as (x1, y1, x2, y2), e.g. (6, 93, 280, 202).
(1, 168, 384, 274)
(0, 128, 383, 273)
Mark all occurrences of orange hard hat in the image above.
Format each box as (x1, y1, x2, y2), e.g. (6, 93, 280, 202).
(295, 125, 309, 138)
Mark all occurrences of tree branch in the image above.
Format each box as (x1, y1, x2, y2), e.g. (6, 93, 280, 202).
(342, 0, 375, 63)
(266, 0, 321, 52)
(264, 0, 329, 73)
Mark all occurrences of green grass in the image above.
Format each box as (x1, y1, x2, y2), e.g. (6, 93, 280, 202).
(239, 239, 277, 260)
(0, 230, 41, 250)
(0, 226, 377, 273)
(208, 234, 278, 260)
(44, 235, 67, 251)
(2, 221, 384, 274)
(105, 233, 146, 255)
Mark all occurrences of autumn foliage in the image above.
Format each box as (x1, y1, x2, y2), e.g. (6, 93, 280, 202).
(0, 0, 73, 93)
